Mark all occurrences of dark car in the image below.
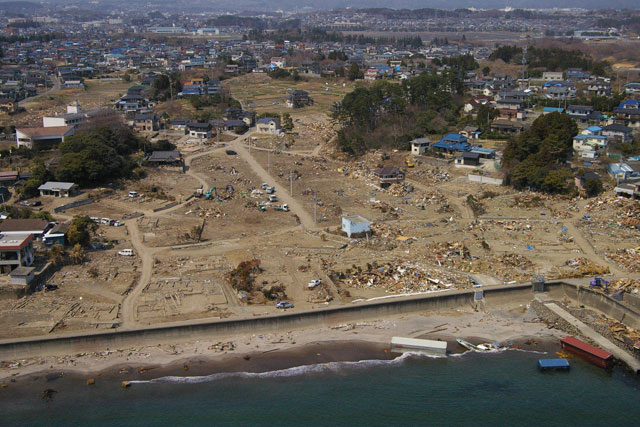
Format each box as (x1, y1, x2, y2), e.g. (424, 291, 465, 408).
(275, 301, 294, 309)
(45, 284, 58, 291)
(225, 149, 237, 155)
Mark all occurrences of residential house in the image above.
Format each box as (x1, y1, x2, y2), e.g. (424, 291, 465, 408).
(614, 182, 640, 199)
(256, 117, 281, 134)
(270, 57, 286, 69)
(38, 181, 78, 197)
(43, 102, 108, 128)
(0, 219, 50, 239)
(43, 222, 69, 247)
(16, 126, 74, 149)
(364, 68, 380, 81)
(543, 81, 576, 100)
(542, 72, 564, 81)
(460, 126, 481, 140)
(607, 163, 636, 182)
(144, 151, 184, 167)
(455, 152, 481, 166)
(411, 137, 431, 155)
(0, 233, 34, 273)
(567, 105, 594, 122)
(566, 69, 592, 81)
(432, 133, 471, 154)
(133, 113, 159, 132)
(624, 82, 640, 95)
(170, 118, 190, 131)
(0, 170, 19, 186)
(614, 100, 640, 129)
(572, 134, 608, 156)
(490, 119, 524, 134)
(601, 123, 633, 143)
(286, 90, 313, 108)
(372, 167, 404, 187)
(341, 215, 370, 237)
(587, 81, 611, 97)
(188, 122, 212, 139)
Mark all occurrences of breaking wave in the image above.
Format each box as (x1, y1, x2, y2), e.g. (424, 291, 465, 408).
(129, 347, 547, 385)
(129, 352, 436, 385)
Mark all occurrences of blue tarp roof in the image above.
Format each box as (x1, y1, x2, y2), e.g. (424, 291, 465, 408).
(543, 107, 564, 113)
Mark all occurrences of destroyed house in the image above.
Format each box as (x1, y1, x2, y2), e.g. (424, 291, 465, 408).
(372, 167, 404, 186)
(342, 215, 370, 237)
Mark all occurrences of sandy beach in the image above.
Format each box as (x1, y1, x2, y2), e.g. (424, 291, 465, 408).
(0, 304, 564, 386)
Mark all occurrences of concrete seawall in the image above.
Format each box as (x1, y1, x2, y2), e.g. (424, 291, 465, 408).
(0, 281, 638, 360)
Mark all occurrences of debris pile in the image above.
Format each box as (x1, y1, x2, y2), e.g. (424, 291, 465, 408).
(425, 241, 471, 266)
(510, 194, 547, 208)
(337, 262, 470, 294)
(558, 257, 610, 277)
(608, 248, 640, 272)
(609, 278, 640, 295)
(409, 168, 451, 184)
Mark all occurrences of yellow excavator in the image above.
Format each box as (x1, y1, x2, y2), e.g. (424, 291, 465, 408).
(405, 157, 414, 168)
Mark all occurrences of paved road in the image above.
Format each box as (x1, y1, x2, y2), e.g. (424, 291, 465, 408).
(19, 76, 61, 107)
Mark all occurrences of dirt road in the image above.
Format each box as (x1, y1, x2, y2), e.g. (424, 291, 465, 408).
(120, 220, 156, 328)
(230, 137, 316, 230)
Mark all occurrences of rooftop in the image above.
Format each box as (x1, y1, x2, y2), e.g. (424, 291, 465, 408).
(38, 181, 76, 191)
(18, 126, 74, 138)
(0, 219, 48, 233)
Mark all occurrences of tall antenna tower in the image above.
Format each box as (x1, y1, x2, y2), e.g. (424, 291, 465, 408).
(522, 45, 527, 89)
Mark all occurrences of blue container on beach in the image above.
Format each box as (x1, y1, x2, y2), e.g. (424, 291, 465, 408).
(538, 358, 570, 371)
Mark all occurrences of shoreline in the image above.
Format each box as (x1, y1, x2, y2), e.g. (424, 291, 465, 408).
(0, 306, 564, 384)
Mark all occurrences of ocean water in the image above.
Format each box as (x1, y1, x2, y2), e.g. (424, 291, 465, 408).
(1, 349, 638, 426)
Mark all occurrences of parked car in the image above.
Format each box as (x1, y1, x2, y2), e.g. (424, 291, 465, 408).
(308, 279, 322, 289)
(112, 221, 124, 227)
(45, 283, 58, 291)
(225, 149, 237, 155)
(128, 191, 139, 198)
(268, 195, 278, 202)
(118, 249, 134, 256)
(275, 301, 294, 309)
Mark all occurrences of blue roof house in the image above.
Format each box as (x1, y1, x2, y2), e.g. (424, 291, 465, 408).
(432, 133, 471, 153)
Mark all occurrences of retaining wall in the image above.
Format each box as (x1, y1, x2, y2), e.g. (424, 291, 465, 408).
(1, 281, 638, 360)
(53, 198, 93, 213)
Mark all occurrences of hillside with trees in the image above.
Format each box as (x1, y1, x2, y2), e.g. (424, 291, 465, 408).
(331, 71, 464, 155)
(503, 112, 578, 194)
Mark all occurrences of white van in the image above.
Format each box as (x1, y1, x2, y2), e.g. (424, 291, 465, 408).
(118, 249, 134, 256)
(128, 191, 139, 198)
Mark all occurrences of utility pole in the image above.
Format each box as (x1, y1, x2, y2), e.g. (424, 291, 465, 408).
(267, 148, 270, 176)
(313, 190, 317, 223)
(289, 169, 293, 196)
(522, 46, 527, 90)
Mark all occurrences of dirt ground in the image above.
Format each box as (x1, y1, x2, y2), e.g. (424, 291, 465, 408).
(1, 75, 638, 341)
